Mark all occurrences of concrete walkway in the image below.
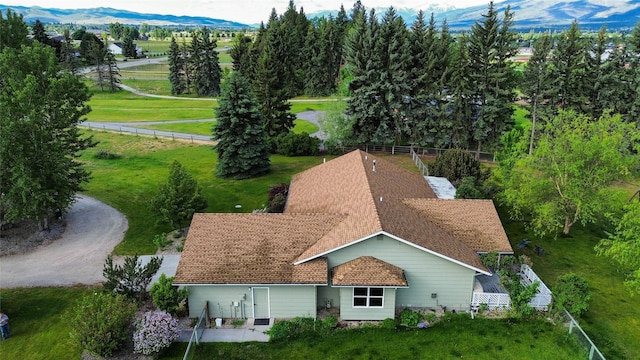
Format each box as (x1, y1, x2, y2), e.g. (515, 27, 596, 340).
(177, 319, 271, 342)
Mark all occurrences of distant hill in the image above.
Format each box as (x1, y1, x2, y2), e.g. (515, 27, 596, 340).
(313, 0, 640, 30)
(1, 0, 638, 30)
(0, 5, 249, 29)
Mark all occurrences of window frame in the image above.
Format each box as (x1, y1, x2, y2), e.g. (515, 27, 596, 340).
(352, 287, 384, 308)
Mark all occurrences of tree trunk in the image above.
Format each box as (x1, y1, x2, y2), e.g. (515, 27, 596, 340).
(475, 141, 482, 159)
(563, 216, 572, 235)
(529, 97, 538, 156)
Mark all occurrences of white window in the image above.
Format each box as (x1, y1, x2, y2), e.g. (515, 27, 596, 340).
(353, 287, 384, 308)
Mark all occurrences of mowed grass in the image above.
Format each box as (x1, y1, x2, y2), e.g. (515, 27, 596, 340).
(137, 119, 319, 136)
(160, 316, 583, 360)
(80, 130, 324, 254)
(498, 181, 640, 359)
(0, 286, 95, 360)
(87, 90, 217, 122)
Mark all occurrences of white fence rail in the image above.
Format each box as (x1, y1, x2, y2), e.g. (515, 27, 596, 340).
(471, 265, 552, 311)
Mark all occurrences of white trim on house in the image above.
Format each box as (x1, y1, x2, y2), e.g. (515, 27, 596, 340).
(352, 287, 384, 308)
(252, 287, 270, 318)
(294, 231, 492, 276)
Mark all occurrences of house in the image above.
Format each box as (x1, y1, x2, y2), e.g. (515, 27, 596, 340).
(107, 42, 142, 56)
(173, 150, 513, 321)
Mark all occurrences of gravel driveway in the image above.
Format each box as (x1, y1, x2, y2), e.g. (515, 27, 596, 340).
(0, 195, 127, 288)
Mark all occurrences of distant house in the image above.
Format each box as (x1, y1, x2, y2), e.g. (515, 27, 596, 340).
(173, 150, 513, 322)
(108, 42, 142, 56)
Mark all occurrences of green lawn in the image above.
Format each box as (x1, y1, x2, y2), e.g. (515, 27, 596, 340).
(160, 316, 583, 359)
(136, 119, 318, 137)
(0, 287, 94, 360)
(87, 90, 217, 122)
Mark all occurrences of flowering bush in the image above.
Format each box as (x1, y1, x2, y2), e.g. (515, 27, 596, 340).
(133, 311, 180, 355)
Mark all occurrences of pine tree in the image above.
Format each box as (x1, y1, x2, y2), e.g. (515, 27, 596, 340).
(468, 1, 517, 156)
(214, 72, 270, 179)
(168, 37, 185, 95)
(151, 160, 208, 229)
(0, 9, 29, 51)
(544, 21, 587, 117)
(192, 27, 221, 97)
(122, 36, 136, 58)
(105, 50, 121, 92)
(448, 31, 474, 148)
(59, 28, 80, 74)
(229, 33, 253, 77)
(31, 20, 50, 46)
(584, 25, 608, 118)
(521, 31, 552, 155)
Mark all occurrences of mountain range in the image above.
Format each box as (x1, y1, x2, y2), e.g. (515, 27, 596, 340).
(1, 0, 639, 30)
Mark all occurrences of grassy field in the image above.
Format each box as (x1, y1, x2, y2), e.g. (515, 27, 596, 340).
(162, 316, 583, 359)
(136, 119, 319, 137)
(0, 287, 94, 360)
(87, 91, 217, 122)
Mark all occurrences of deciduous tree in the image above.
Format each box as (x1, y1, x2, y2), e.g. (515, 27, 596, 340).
(597, 201, 640, 296)
(0, 42, 95, 230)
(503, 110, 639, 237)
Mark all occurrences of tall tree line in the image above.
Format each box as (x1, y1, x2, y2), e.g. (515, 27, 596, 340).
(168, 26, 221, 97)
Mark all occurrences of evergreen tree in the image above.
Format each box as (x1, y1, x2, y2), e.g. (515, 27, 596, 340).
(31, 20, 49, 46)
(192, 27, 221, 97)
(122, 36, 137, 58)
(90, 40, 108, 91)
(627, 22, 640, 120)
(468, 1, 517, 156)
(151, 160, 208, 229)
(214, 72, 270, 179)
(59, 28, 80, 74)
(544, 21, 587, 117)
(167, 37, 185, 95)
(448, 32, 474, 148)
(584, 25, 608, 118)
(180, 40, 193, 94)
(521, 31, 552, 155)
(229, 33, 253, 77)
(0, 42, 96, 229)
(105, 50, 121, 92)
(0, 9, 29, 51)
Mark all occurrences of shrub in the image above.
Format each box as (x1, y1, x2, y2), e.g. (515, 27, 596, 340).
(431, 149, 482, 187)
(153, 233, 171, 250)
(380, 317, 398, 329)
(455, 177, 484, 199)
(94, 150, 122, 160)
(480, 251, 499, 270)
(133, 311, 180, 355)
(552, 273, 591, 317)
(399, 308, 422, 327)
(103, 254, 163, 302)
(267, 183, 289, 213)
(266, 316, 337, 342)
(270, 132, 321, 156)
(68, 292, 136, 358)
(150, 273, 188, 314)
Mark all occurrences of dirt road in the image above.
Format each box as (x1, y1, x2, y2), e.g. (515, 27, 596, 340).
(0, 195, 127, 288)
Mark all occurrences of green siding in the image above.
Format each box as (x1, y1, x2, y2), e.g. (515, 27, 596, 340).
(327, 234, 476, 312)
(317, 286, 340, 310)
(186, 285, 316, 319)
(338, 287, 395, 320)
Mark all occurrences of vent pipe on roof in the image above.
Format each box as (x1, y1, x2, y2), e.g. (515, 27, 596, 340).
(323, 158, 326, 163)
(380, 196, 383, 202)
(373, 159, 377, 173)
(365, 155, 368, 161)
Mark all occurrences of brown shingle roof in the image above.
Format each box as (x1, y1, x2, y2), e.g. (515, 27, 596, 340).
(176, 150, 512, 285)
(402, 199, 513, 253)
(290, 150, 489, 272)
(332, 256, 408, 287)
(173, 213, 343, 284)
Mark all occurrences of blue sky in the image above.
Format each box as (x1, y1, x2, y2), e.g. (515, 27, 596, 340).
(1, 0, 501, 24)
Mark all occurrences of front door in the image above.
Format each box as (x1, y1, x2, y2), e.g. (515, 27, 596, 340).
(252, 287, 270, 318)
